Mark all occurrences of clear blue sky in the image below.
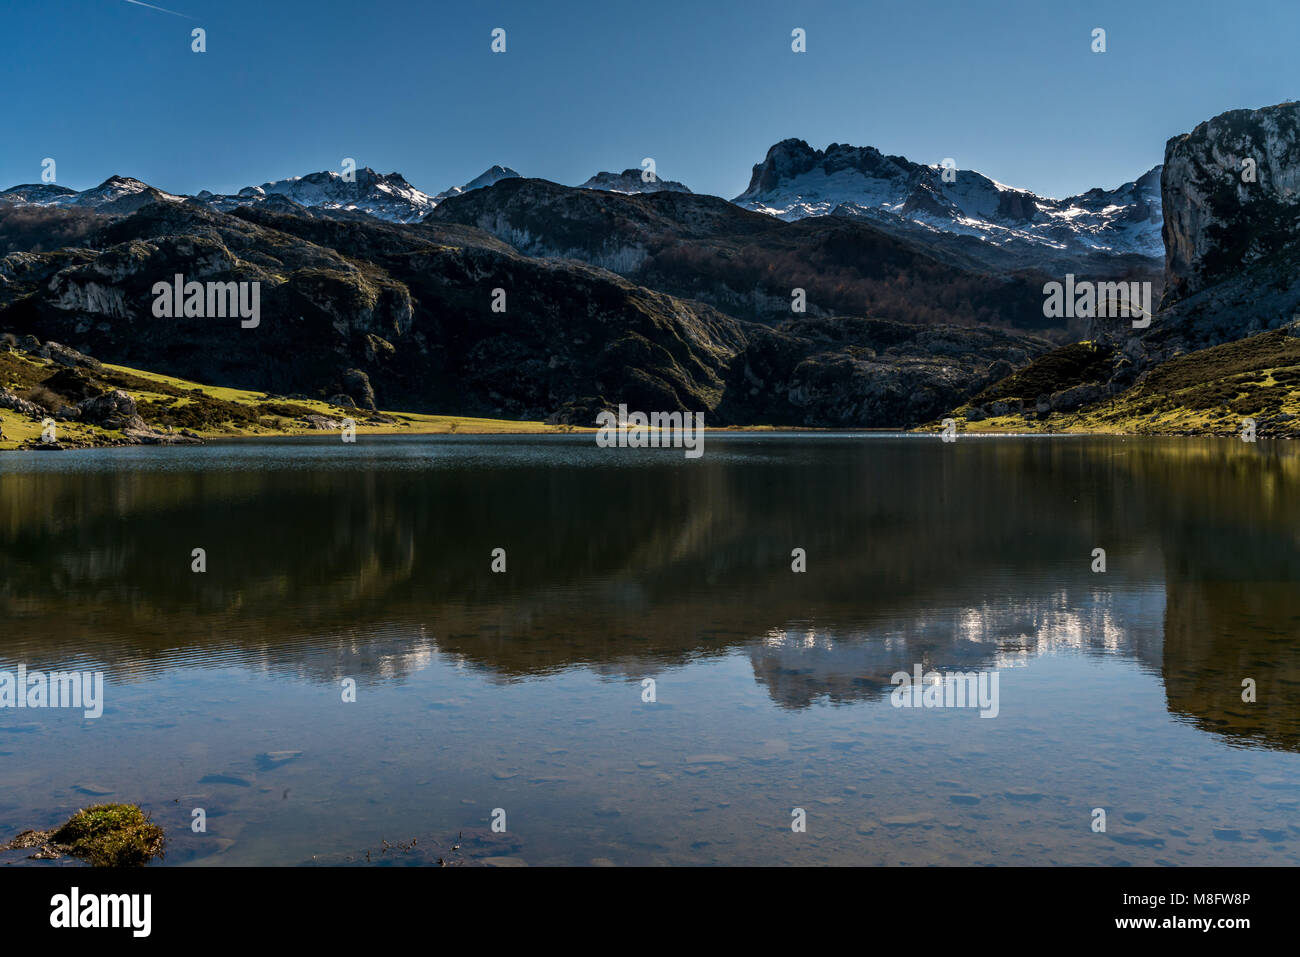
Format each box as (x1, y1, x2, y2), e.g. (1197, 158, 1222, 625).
(4, 0, 1296, 200)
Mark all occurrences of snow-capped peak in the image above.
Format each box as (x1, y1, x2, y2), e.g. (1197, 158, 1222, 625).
(0, 165, 527, 224)
(432, 165, 522, 203)
(0, 175, 184, 213)
(580, 169, 692, 194)
(199, 168, 439, 223)
(733, 139, 1163, 258)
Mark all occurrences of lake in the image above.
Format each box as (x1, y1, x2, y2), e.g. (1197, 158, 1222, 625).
(1, 433, 1298, 865)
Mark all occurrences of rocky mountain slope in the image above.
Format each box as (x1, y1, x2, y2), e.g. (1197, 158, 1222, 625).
(942, 101, 1300, 438)
(427, 176, 1067, 332)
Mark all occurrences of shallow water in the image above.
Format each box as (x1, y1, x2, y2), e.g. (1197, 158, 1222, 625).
(1, 433, 1298, 865)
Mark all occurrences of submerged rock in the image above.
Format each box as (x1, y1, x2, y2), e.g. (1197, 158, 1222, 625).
(256, 750, 304, 771)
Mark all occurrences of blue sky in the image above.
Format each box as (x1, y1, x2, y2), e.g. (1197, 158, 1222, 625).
(4, 0, 1296, 200)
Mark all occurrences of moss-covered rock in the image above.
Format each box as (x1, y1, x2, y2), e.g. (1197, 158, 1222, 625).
(1, 803, 165, 867)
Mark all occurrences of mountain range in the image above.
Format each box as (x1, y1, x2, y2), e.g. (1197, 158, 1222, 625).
(3, 105, 1299, 442)
(0, 139, 1162, 270)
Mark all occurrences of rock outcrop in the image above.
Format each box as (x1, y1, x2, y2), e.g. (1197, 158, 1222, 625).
(580, 169, 692, 194)
(1162, 100, 1300, 303)
(0, 390, 46, 418)
(77, 389, 145, 431)
(1135, 101, 1300, 365)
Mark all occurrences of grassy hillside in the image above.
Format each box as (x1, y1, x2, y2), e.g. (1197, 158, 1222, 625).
(931, 330, 1300, 437)
(0, 349, 567, 451)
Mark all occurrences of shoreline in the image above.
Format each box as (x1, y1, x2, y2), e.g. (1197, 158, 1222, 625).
(4, 423, 1290, 452)
(4, 351, 1296, 451)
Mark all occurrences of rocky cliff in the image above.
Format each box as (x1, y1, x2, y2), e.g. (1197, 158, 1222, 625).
(1162, 101, 1300, 303)
(939, 101, 1300, 437)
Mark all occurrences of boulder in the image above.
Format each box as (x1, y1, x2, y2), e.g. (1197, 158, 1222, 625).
(77, 389, 142, 430)
(984, 359, 1016, 385)
(341, 368, 376, 410)
(40, 341, 102, 371)
(120, 426, 201, 445)
(1049, 383, 1107, 412)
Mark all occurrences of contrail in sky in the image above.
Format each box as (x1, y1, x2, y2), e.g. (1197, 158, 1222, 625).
(121, 0, 193, 18)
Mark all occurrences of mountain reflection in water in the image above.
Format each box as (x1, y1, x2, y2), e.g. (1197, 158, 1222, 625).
(2, 435, 1298, 865)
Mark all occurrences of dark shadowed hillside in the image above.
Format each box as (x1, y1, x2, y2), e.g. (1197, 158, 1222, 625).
(1, 195, 1053, 429)
(429, 177, 1066, 332)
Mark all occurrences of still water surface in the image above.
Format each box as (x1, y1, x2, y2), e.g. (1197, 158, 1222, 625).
(1, 434, 1298, 865)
